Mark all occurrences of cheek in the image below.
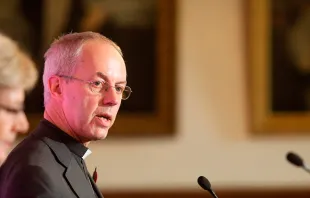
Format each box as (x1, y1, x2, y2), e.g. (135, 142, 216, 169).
(72, 96, 101, 123)
(0, 116, 11, 137)
(63, 88, 83, 114)
(112, 103, 121, 119)
(115, 103, 121, 113)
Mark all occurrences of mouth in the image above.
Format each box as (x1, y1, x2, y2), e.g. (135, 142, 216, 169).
(96, 113, 112, 122)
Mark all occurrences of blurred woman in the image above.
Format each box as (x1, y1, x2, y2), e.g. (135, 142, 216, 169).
(0, 33, 38, 165)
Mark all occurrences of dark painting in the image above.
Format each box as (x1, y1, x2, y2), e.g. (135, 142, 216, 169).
(21, 0, 157, 114)
(271, 0, 310, 112)
(0, 0, 176, 136)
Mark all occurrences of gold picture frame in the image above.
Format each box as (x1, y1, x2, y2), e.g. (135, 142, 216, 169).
(247, 0, 310, 135)
(25, 0, 176, 138)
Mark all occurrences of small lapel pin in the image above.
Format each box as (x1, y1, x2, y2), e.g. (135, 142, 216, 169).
(92, 167, 97, 183)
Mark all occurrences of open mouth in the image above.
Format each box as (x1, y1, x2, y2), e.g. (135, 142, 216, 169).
(96, 113, 112, 121)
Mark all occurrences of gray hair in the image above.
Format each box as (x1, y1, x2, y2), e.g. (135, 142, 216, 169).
(0, 33, 38, 91)
(43, 31, 122, 106)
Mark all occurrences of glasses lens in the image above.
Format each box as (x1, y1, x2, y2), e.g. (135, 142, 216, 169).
(122, 87, 132, 100)
(89, 82, 103, 93)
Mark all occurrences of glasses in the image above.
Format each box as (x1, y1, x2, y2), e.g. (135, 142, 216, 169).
(59, 75, 132, 100)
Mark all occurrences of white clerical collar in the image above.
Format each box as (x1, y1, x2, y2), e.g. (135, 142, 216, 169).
(82, 149, 92, 159)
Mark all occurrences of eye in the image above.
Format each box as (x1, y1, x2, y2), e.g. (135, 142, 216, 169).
(6, 109, 20, 115)
(1, 106, 22, 115)
(92, 81, 103, 87)
(115, 85, 124, 93)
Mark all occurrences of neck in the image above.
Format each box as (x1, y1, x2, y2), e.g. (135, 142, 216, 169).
(44, 101, 89, 147)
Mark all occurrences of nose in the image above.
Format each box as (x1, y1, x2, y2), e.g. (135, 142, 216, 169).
(13, 111, 29, 134)
(102, 86, 119, 106)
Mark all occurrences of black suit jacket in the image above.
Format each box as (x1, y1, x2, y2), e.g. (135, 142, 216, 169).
(0, 120, 103, 198)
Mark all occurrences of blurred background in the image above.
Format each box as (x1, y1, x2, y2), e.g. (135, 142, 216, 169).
(3, 0, 310, 197)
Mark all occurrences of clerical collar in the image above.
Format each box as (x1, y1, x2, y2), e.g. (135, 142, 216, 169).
(83, 149, 92, 159)
(41, 119, 91, 159)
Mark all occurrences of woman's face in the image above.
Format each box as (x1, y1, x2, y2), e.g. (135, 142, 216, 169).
(0, 87, 29, 164)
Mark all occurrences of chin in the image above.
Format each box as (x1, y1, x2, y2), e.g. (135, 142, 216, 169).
(0, 152, 7, 165)
(93, 129, 109, 140)
(98, 132, 108, 140)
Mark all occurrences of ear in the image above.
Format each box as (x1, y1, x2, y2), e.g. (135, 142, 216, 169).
(48, 76, 62, 99)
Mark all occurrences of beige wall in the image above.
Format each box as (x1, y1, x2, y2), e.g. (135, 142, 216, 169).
(85, 0, 310, 191)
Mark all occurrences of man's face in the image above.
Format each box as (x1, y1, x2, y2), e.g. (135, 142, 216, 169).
(0, 87, 28, 164)
(61, 41, 126, 142)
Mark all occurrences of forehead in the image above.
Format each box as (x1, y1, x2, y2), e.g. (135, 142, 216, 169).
(0, 87, 24, 106)
(75, 40, 126, 81)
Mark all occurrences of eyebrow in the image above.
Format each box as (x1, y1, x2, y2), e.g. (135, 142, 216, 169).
(96, 72, 127, 84)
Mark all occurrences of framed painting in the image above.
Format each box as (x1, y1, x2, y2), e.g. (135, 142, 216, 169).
(0, 0, 176, 137)
(246, 0, 310, 134)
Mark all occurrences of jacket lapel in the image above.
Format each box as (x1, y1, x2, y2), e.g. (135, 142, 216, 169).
(88, 172, 104, 198)
(41, 137, 96, 198)
(65, 160, 96, 198)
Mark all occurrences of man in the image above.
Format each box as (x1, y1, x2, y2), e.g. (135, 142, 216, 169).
(0, 31, 132, 197)
(0, 33, 38, 165)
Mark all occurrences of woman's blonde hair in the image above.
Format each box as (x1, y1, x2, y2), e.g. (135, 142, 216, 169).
(0, 33, 38, 92)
